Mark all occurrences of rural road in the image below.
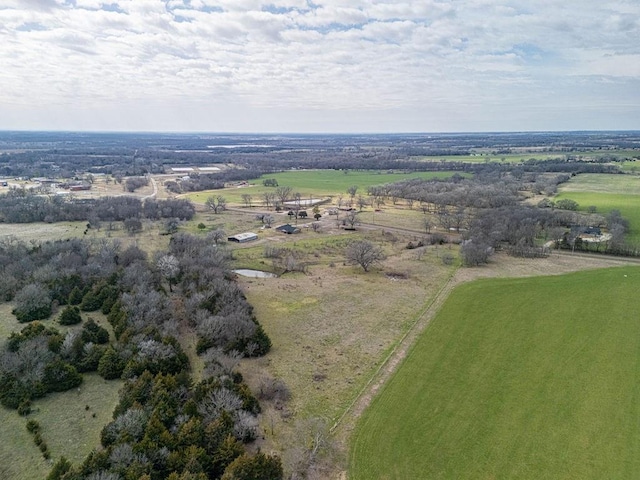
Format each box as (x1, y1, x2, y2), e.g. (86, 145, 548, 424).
(142, 177, 158, 200)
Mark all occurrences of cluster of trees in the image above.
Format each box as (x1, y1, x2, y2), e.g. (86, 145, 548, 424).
(457, 203, 635, 265)
(370, 172, 573, 212)
(0, 235, 280, 479)
(0, 190, 195, 224)
(164, 170, 263, 194)
(124, 176, 149, 192)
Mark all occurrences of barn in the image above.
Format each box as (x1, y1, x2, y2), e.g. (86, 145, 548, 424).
(276, 224, 300, 234)
(227, 232, 258, 243)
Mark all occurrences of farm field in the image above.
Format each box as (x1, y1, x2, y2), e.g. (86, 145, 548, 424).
(558, 173, 640, 195)
(350, 266, 640, 479)
(556, 173, 640, 243)
(183, 170, 466, 206)
(413, 149, 639, 164)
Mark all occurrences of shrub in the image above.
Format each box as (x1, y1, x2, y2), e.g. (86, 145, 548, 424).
(43, 359, 82, 392)
(26, 419, 41, 434)
(81, 318, 110, 344)
(221, 452, 283, 480)
(555, 198, 579, 211)
(68, 286, 84, 305)
(46, 457, 72, 480)
(59, 305, 82, 325)
(97, 346, 125, 380)
(17, 399, 32, 416)
(441, 253, 455, 266)
(12, 284, 52, 322)
(80, 290, 102, 312)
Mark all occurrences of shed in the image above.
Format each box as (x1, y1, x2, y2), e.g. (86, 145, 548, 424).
(228, 232, 258, 243)
(276, 224, 301, 234)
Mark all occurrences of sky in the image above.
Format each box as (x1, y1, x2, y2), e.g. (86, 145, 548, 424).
(0, 0, 639, 133)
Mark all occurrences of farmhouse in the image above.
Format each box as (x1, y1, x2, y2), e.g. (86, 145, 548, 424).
(276, 224, 300, 234)
(227, 232, 258, 243)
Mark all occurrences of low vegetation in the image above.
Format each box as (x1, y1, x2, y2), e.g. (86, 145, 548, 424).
(351, 266, 640, 479)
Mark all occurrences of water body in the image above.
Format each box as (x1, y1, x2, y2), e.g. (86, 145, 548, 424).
(233, 269, 278, 278)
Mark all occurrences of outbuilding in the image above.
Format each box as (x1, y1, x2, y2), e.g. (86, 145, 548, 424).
(275, 224, 300, 234)
(227, 232, 258, 243)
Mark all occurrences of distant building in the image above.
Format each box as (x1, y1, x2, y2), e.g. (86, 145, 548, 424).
(227, 232, 258, 243)
(275, 224, 301, 234)
(69, 184, 91, 191)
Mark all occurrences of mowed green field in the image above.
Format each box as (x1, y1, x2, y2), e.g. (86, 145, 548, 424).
(556, 173, 640, 243)
(185, 170, 465, 205)
(414, 149, 639, 164)
(350, 266, 640, 479)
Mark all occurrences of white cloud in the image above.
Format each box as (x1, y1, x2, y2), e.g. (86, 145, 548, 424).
(0, 0, 638, 131)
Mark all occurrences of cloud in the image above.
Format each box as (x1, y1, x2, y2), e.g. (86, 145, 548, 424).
(0, 0, 638, 131)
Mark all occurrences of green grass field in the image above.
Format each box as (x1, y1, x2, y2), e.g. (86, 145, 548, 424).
(559, 173, 640, 195)
(0, 304, 121, 480)
(185, 170, 466, 205)
(413, 149, 640, 164)
(0, 374, 122, 480)
(350, 266, 640, 479)
(556, 174, 640, 243)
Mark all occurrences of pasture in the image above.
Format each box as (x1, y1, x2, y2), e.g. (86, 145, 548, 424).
(0, 302, 121, 479)
(0, 374, 123, 480)
(556, 173, 640, 243)
(184, 170, 465, 206)
(350, 266, 640, 479)
(413, 149, 639, 164)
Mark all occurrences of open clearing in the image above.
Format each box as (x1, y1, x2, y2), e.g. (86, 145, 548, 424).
(559, 173, 640, 195)
(184, 170, 465, 205)
(555, 173, 640, 243)
(236, 231, 456, 447)
(0, 305, 121, 480)
(350, 265, 640, 479)
(0, 371, 121, 480)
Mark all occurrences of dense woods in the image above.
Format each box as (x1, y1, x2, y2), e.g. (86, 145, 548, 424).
(0, 235, 280, 479)
(0, 192, 195, 224)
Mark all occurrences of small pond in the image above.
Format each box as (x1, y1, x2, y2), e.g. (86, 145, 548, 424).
(233, 269, 278, 278)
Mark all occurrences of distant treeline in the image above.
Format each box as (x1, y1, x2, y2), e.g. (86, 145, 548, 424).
(0, 190, 195, 223)
(164, 168, 263, 194)
(1, 130, 635, 180)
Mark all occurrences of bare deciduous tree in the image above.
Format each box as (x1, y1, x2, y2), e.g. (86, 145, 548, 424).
(343, 210, 359, 229)
(241, 193, 253, 208)
(262, 192, 276, 210)
(205, 195, 226, 214)
(275, 186, 293, 205)
(345, 240, 386, 272)
(207, 228, 226, 245)
(157, 254, 180, 292)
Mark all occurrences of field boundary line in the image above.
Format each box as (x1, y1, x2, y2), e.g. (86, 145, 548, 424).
(330, 266, 458, 435)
